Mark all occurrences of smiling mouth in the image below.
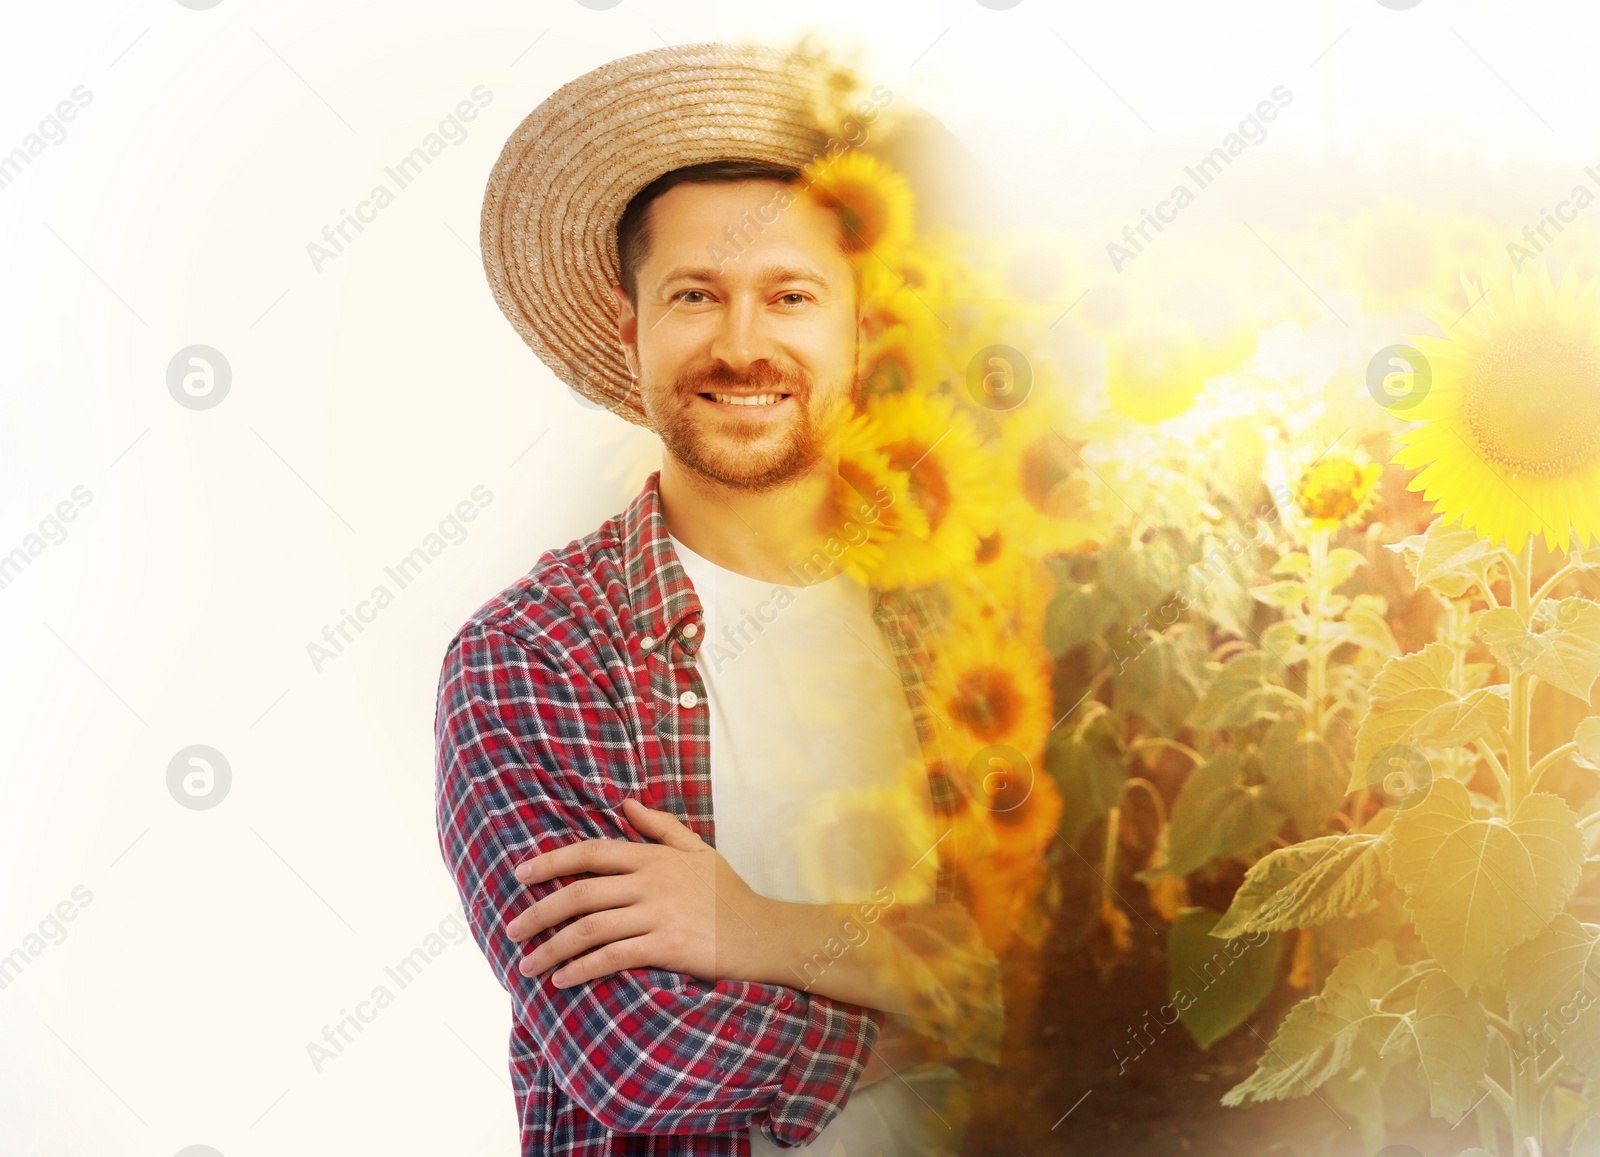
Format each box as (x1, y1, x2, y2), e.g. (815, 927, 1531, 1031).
(699, 392, 792, 407)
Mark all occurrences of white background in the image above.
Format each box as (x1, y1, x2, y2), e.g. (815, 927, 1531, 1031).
(2, 1, 1597, 1154)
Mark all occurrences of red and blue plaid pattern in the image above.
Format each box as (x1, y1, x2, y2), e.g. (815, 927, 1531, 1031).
(434, 471, 968, 1153)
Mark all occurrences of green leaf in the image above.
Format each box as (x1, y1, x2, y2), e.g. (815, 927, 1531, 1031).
(1143, 473, 1211, 532)
(1042, 580, 1119, 655)
(1189, 545, 1254, 639)
(1381, 970, 1489, 1122)
(1386, 518, 1498, 599)
(1167, 751, 1286, 875)
(1251, 580, 1308, 610)
(1503, 914, 1600, 1078)
(1574, 535, 1600, 570)
(1480, 598, 1600, 701)
(1573, 1116, 1600, 1157)
(1322, 547, 1369, 591)
(1098, 538, 1183, 619)
(1387, 780, 1587, 990)
(1273, 551, 1310, 577)
(1260, 619, 1307, 667)
(1576, 718, 1600, 771)
(1260, 718, 1349, 836)
(1044, 723, 1125, 848)
(1212, 832, 1390, 939)
(1189, 650, 1292, 732)
(1346, 594, 1400, 659)
(1322, 1068, 1390, 1156)
(1348, 643, 1510, 794)
(1166, 908, 1284, 1049)
(1115, 624, 1204, 734)
(1222, 943, 1407, 1106)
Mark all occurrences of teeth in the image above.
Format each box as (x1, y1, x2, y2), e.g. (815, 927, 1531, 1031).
(709, 393, 784, 406)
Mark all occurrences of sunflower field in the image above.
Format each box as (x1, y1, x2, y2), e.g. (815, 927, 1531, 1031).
(799, 72, 1600, 1157)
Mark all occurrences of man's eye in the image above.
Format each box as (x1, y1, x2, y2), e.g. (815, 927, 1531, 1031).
(674, 289, 709, 303)
(777, 292, 810, 306)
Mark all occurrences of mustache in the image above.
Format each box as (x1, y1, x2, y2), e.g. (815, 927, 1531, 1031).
(677, 362, 809, 397)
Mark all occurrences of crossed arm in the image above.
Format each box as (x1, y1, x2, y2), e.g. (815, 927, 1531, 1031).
(437, 623, 977, 1144)
(509, 797, 951, 1006)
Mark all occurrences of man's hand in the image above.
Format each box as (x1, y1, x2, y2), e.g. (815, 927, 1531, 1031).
(507, 797, 777, 987)
(506, 798, 1001, 1062)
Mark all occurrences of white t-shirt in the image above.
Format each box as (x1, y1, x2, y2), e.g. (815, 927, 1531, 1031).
(667, 535, 963, 1156)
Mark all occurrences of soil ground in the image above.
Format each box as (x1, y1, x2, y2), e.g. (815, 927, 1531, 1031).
(955, 851, 1469, 1157)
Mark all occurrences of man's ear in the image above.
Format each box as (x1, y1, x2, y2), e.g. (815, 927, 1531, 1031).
(610, 282, 640, 378)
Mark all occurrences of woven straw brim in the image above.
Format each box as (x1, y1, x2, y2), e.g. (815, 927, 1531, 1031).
(482, 42, 845, 429)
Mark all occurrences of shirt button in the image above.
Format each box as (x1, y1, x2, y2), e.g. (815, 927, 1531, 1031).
(678, 690, 699, 709)
(640, 635, 656, 651)
(682, 623, 698, 638)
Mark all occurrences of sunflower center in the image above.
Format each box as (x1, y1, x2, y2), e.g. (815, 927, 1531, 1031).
(1294, 455, 1375, 524)
(1466, 330, 1600, 477)
(988, 771, 1034, 825)
(887, 441, 951, 533)
(949, 667, 1021, 742)
(865, 347, 912, 399)
(820, 185, 886, 254)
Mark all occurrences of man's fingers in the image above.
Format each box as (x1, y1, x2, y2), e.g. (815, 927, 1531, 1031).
(544, 934, 661, 988)
(519, 913, 655, 979)
(507, 873, 638, 942)
(514, 837, 649, 884)
(620, 796, 705, 852)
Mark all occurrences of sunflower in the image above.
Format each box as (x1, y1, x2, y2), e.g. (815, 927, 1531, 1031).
(943, 536, 1052, 642)
(962, 773, 1063, 954)
(965, 857, 1046, 955)
(1291, 448, 1382, 531)
(1337, 201, 1502, 317)
(827, 406, 930, 585)
(859, 391, 1003, 589)
(789, 755, 941, 905)
(856, 233, 960, 351)
(992, 402, 1105, 557)
(925, 614, 1053, 775)
(1391, 260, 1600, 553)
(857, 321, 947, 405)
(981, 755, 1062, 860)
(1104, 318, 1257, 425)
(801, 150, 916, 259)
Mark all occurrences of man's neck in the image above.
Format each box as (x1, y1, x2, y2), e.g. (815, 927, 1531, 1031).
(658, 456, 843, 585)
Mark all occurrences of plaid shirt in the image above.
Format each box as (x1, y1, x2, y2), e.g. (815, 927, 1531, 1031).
(434, 470, 970, 1155)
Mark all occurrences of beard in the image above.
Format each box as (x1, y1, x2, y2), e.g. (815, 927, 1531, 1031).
(646, 360, 834, 493)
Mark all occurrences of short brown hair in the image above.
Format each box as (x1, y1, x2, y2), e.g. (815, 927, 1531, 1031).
(615, 159, 850, 307)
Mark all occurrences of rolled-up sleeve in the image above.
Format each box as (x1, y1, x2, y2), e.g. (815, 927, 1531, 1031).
(435, 622, 881, 1144)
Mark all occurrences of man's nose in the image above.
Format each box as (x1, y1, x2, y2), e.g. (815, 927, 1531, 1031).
(708, 294, 776, 371)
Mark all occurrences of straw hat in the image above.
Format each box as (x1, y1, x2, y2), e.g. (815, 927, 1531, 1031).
(480, 41, 985, 429)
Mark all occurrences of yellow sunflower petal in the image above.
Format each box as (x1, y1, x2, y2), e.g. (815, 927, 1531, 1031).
(1390, 260, 1600, 554)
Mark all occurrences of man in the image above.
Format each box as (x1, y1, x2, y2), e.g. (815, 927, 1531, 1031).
(436, 42, 1000, 1155)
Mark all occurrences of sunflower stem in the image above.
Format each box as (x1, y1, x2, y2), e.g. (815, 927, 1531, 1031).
(1532, 561, 1578, 608)
(1129, 736, 1205, 768)
(1119, 775, 1169, 830)
(1100, 804, 1122, 926)
(1509, 1042, 1548, 1154)
(1476, 741, 1513, 800)
(1486, 1009, 1523, 1046)
(1307, 526, 1330, 738)
(1508, 538, 1535, 814)
(1528, 741, 1579, 794)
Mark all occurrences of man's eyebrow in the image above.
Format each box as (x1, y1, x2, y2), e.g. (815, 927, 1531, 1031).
(653, 265, 834, 290)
